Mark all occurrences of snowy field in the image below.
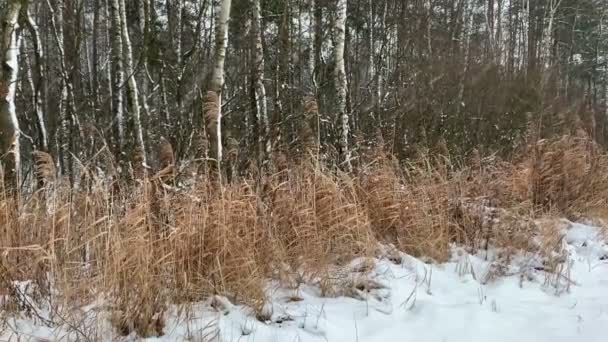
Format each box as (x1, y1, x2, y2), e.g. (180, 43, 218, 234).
(2, 221, 607, 341)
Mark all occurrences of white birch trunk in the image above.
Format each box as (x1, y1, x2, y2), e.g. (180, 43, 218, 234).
(209, 0, 232, 167)
(334, 0, 351, 171)
(119, 0, 147, 168)
(109, 0, 125, 149)
(0, 0, 23, 191)
(55, 0, 70, 173)
(308, 0, 316, 87)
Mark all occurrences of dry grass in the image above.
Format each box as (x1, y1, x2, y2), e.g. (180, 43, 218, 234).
(1, 132, 608, 337)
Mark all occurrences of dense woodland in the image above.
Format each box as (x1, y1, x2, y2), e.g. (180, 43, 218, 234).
(0, 0, 606, 189)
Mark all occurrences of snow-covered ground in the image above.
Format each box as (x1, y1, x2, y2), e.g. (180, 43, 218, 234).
(2, 221, 608, 341)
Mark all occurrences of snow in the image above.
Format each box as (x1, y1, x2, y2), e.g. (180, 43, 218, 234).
(2, 222, 608, 341)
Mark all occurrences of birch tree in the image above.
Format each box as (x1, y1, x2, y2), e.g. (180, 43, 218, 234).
(206, 0, 232, 170)
(308, 0, 316, 88)
(334, 0, 351, 171)
(109, 0, 125, 152)
(0, 0, 23, 191)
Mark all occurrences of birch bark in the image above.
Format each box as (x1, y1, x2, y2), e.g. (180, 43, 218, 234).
(208, 0, 232, 168)
(334, 0, 351, 171)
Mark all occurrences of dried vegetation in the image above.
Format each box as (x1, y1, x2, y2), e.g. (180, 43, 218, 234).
(1, 131, 608, 337)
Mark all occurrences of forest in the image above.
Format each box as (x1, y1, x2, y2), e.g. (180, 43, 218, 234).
(0, 0, 605, 184)
(1, 0, 608, 340)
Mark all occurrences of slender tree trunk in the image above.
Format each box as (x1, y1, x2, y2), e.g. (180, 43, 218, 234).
(252, 0, 269, 163)
(207, 0, 232, 170)
(496, 0, 503, 63)
(601, 17, 608, 129)
(169, 0, 184, 110)
(46, 0, 77, 179)
(109, 0, 125, 152)
(160, 69, 171, 134)
(138, 0, 152, 145)
(0, 0, 23, 192)
(308, 0, 316, 88)
(169, 0, 183, 68)
(526, 0, 538, 76)
(23, 47, 39, 148)
(367, 0, 375, 101)
(313, 0, 323, 88)
(459, 0, 474, 107)
(104, 0, 114, 120)
(542, 0, 562, 68)
(427, 0, 433, 56)
(23, 6, 49, 152)
(486, 0, 495, 59)
(92, 0, 100, 109)
(334, 0, 351, 171)
(377, 0, 387, 107)
(275, 0, 290, 147)
(119, 0, 147, 171)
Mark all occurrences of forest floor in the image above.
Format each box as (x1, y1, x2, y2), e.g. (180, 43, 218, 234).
(1, 219, 607, 341)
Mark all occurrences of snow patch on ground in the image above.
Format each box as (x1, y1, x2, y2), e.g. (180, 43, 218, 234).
(2, 222, 608, 341)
